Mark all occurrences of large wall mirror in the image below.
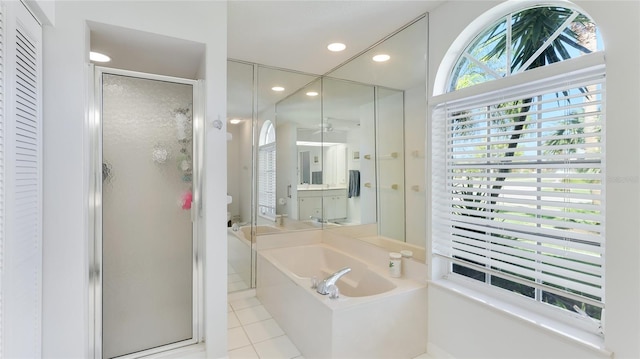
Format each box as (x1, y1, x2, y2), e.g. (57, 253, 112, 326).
(325, 15, 427, 248)
(226, 15, 427, 292)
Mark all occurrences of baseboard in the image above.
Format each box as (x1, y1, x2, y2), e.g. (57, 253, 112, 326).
(427, 342, 456, 359)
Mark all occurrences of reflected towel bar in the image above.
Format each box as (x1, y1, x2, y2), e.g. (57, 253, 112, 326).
(364, 182, 398, 190)
(363, 152, 398, 160)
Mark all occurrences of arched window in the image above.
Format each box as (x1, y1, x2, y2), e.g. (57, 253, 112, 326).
(259, 120, 275, 146)
(432, 3, 605, 335)
(448, 5, 602, 91)
(258, 121, 276, 219)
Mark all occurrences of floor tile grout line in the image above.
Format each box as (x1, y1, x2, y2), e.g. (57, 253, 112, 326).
(228, 295, 304, 359)
(248, 332, 287, 346)
(231, 302, 267, 357)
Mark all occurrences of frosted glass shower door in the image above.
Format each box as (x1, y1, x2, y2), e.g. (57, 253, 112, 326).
(101, 73, 196, 359)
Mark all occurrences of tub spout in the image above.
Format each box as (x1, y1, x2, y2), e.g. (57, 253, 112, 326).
(316, 267, 351, 295)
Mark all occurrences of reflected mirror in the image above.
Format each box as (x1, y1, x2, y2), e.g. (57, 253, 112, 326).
(227, 60, 255, 292)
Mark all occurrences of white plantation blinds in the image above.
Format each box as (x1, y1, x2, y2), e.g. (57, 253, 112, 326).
(432, 64, 605, 308)
(258, 143, 276, 219)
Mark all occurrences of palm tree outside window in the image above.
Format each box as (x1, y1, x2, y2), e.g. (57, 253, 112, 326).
(433, 5, 605, 334)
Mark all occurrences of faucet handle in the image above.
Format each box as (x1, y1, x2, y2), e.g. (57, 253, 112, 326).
(328, 284, 340, 299)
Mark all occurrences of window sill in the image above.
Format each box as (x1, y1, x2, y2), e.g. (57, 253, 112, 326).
(428, 278, 612, 358)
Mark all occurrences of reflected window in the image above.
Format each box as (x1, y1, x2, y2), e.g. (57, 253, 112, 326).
(258, 121, 276, 219)
(261, 120, 275, 145)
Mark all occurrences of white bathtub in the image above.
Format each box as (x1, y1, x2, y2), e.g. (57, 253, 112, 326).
(257, 243, 427, 358)
(229, 225, 283, 244)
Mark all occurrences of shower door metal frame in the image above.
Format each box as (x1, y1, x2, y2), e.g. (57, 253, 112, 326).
(88, 66, 205, 359)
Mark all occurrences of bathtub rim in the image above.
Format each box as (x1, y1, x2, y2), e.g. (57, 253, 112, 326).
(257, 242, 426, 311)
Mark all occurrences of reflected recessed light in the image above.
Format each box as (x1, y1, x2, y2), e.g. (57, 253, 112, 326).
(372, 54, 391, 62)
(90, 51, 111, 63)
(229, 119, 242, 124)
(327, 43, 346, 52)
(306, 91, 319, 97)
(272, 86, 285, 92)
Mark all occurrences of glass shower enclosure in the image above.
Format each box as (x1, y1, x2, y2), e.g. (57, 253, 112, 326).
(92, 68, 203, 359)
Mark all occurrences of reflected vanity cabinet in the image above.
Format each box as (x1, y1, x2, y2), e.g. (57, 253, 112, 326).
(297, 189, 347, 221)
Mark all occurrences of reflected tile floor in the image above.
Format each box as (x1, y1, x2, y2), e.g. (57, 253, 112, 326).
(228, 262, 250, 292)
(228, 296, 302, 359)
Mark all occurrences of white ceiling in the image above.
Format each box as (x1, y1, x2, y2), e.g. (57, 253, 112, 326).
(227, 2, 436, 127)
(88, 1, 442, 127)
(228, 1, 442, 75)
(89, 1, 443, 79)
(89, 21, 205, 79)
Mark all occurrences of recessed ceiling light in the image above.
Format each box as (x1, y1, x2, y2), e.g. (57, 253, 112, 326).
(90, 51, 111, 63)
(272, 86, 285, 92)
(306, 91, 319, 97)
(372, 54, 391, 62)
(327, 43, 346, 52)
(229, 119, 242, 124)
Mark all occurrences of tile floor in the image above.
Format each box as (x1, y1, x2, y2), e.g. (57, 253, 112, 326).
(227, 296, 303, 359)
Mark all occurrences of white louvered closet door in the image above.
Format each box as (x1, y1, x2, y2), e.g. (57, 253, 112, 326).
(0, 5, 4, 355)
(1, 1, 42, 358)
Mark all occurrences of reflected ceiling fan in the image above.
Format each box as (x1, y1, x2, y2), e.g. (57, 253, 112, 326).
(313, 121, 333, 135)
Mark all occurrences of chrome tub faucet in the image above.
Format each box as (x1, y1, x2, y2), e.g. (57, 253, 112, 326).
(316, 267, 351, 295)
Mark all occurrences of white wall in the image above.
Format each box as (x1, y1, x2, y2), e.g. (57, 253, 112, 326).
(27, 0, 55, 25)
(427, 1, 640, 358)
(42, 2, 227, 358)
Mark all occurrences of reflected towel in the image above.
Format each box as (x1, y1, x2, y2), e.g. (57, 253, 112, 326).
(348, 170, 360, 198)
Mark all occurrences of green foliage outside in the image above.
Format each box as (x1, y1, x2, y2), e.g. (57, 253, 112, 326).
(448, 7, 603, 322)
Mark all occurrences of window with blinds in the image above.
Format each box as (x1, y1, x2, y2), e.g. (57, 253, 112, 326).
(432, 64, 605, 326)
(258, 120, 276, 220)
(258, 143, 276, 219)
